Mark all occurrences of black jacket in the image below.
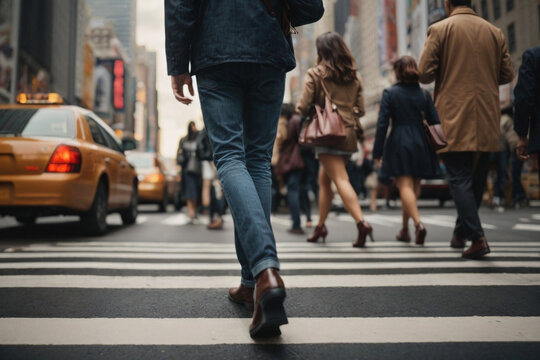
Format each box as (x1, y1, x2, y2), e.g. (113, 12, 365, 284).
(165, 0, 324, 75)
(514, 46, 540, 154)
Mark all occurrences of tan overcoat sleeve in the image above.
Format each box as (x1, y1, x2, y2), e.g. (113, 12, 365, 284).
(296, 71, 316, 117)
(418, 25, 441, 84)
(498, 29, 515, 84)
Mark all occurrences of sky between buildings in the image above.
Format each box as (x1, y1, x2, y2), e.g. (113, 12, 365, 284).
(136, 1, 203, 158)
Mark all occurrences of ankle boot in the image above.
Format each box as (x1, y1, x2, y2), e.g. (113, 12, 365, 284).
(307, 224, 327, 243)
(415, 222, 427, 245)
(353, 220, 373, 248)
(396, 228, 411, 242)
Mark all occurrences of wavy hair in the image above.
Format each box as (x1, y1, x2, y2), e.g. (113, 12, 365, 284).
(316, 32, 358, 84)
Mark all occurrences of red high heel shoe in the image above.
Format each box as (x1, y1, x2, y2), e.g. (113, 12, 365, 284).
(353, 220, 374, 248)
(415, 222, 427, 246)
(307, 224, 327, 243)
(396, 228, 411, 243)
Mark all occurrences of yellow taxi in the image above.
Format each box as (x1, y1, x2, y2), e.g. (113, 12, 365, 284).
(126, 151, 171, 212)
(0, 93, 138, 235)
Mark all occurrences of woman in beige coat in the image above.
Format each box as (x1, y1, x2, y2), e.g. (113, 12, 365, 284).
(297, 32, 373, 247)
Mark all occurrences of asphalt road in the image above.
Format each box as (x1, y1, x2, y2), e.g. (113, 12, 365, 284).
(0, 203, 539, 359)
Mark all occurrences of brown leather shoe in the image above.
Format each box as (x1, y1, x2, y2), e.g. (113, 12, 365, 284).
(450, 236, 466, 249)
(462, 237, 490, 259)
(396, 228, 411, 243)
(207, 218, 224, 230)
(249, 268, 288, 338)
(228, 284, 254, 309)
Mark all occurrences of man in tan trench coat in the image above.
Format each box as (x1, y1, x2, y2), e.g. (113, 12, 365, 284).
(419, 0, 514, 259)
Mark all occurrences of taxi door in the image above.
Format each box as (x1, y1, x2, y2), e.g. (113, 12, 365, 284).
(85, 116, 121, 208)
(100, 128, 133, 207)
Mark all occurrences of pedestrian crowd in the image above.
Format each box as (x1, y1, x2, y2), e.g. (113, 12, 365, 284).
(166, 0, 539, 338)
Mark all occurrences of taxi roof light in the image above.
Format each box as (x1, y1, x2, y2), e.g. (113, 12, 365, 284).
(16, 92, 64, 105)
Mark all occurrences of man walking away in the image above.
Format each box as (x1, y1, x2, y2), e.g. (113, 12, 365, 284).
(514, 46, 540, 183)
(165, 0, 324, 338)
(418, 0, 514, 259)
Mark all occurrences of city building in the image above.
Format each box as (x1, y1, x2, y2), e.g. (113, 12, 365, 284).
(471, 0, 540, 70)
(135, 46, 159, 152)
(89, 18, 130, 130)
(86, 0, 137, 136)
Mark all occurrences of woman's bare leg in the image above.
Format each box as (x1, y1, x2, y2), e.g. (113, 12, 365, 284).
(319, 154, 364, 223)
(317, 165, 333, 226)
(397, 176, 420, 226)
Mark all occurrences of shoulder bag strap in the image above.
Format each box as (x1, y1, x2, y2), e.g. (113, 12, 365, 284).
(319, 78, 338, 110)
(261, 0, 276, 16)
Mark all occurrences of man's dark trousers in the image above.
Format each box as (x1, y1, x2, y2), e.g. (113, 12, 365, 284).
(441, 152, 491, 240)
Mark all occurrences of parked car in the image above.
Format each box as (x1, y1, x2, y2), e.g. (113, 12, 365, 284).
(161, 157, 183, 210)
(0, 93, 138, 235)
(126, 152, 172, 212)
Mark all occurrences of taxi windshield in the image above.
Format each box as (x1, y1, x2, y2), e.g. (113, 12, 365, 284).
(127, 154, 155, 169)
(0, 109, 74, 138)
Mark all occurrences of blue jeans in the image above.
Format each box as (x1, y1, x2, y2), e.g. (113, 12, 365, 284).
(285, 170, 302, 230)
(197, 63, 285, 288)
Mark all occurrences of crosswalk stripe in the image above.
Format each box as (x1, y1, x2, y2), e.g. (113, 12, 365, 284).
(1, 261, 539, 270)
(27, 241, 540, 248)
(8, 246, 540, 254)
(1, 251, 537, 260)
(1, 273, 539, 288)
(1, 317, 538, 345)
(513, 224, 540, 231)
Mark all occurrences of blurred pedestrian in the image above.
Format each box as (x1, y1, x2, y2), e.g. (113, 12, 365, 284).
(196, 128, 214, 218)
(166, 0, 324, 338)
(207, 165, 227, 230)
(514, 46, 540, 183)
(271, 104, 289, 214)
(491, 109, 519, 210)
(297, 32, 373, 248)
(418, 0, 514, 259)
(373, 56, 442, 245)
(274, 104, 306, 234)
(176, 121, 201, 223)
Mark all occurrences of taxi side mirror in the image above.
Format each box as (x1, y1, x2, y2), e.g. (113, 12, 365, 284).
(122, 139, 138, 151)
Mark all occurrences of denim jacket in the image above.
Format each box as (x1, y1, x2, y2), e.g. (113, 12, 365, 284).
(165, 0, 324, 76)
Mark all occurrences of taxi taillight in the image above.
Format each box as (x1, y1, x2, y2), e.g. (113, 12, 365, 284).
(144, 173, 164, 183)
(46, 145, 82, 173)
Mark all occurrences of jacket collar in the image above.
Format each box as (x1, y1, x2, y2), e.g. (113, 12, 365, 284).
(450, 6, 478, 17)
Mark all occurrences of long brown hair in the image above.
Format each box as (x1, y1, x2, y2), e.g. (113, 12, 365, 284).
(316, 32, 357, 84)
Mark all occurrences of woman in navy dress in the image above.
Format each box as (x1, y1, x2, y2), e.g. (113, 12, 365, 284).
(373, 56, 441, 245)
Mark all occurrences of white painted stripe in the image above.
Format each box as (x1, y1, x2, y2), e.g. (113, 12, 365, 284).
(0, 261, 539, 270)
(1, 317, 538, 345)
(31, 241, 540, 248)
(1, 251, 537, 260)
(1, 273, 539, 289)
(532, 214, 540, 220)
(11, 246, 540, 254)
(513, 224, 540, 232)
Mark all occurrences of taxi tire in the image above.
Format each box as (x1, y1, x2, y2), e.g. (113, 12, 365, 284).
(15, 216, 37, 225)
(81, 181, 108, 236)
(121, 184, 138, 225)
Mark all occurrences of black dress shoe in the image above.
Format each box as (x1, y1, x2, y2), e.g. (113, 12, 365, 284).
(288, 228, 305, 235)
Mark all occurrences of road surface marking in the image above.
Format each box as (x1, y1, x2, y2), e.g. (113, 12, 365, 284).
(0, 261, 539, 270)
(36, 241, 540, 248)
(1, 317, 538, 345)
(1, 273, 539, 289)
(1, 251, 537, 260)
(513, 224, 540, 232)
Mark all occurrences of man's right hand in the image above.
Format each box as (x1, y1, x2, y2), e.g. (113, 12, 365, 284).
(171, 73, 194, 105)
(516, 137, 529, 161)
